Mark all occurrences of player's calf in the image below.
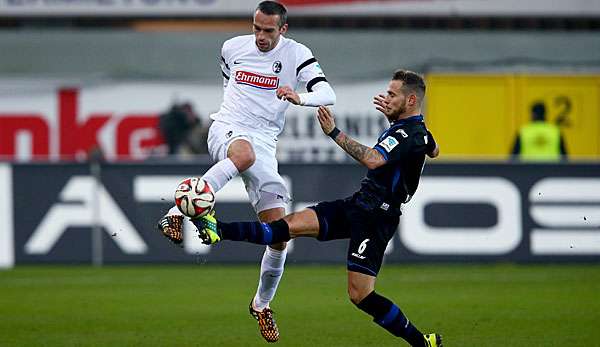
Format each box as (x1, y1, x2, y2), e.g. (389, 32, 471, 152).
(355, 291, 431, 347)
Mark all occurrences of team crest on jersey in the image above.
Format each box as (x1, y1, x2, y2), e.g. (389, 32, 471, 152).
(272, 61, 282, 73)
(379, 136, 399, 152)
(235, 71, 279, 90)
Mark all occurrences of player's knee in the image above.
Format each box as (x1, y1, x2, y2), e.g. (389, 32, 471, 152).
(348, 283, 370, 305)
(228, 146, 255, 171)
(269, 242, 287, 251)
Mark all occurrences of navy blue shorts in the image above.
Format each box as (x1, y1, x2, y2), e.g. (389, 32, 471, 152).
(308, 198, 399, 277)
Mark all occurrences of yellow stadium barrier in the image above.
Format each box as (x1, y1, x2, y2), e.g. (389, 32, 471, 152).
(426, 73, 600, 159)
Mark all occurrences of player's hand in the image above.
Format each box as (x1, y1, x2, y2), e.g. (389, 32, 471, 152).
(373, 94, 390, 116)
(426, 130, 440, 158)
(317, 106, 336, 135)
(428, 145, 440, 158)
(276, 86, 301, 105)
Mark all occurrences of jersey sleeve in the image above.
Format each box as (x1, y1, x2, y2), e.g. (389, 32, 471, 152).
(295, 44, 328, 92)
(220, 41, 232, 89)
(374, 129, 426, 162)
(426, 130, 437, 154)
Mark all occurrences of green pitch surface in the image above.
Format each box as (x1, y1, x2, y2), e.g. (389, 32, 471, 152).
(1, 264, 599, 347)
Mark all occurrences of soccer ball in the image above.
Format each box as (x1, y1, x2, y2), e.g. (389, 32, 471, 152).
(174, 177, 215, 218)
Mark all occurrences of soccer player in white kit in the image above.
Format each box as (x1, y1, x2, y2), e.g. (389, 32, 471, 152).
(157, 1, 336, 342)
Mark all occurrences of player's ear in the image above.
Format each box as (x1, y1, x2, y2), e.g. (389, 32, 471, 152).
(409, 94, 418, 107)
(279, 23, 288, 35)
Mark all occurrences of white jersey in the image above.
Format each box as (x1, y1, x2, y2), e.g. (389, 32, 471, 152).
(211, 34, 328, 139)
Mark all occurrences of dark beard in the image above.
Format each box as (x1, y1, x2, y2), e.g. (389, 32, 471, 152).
(397, 104, 406, 116)
(387, 100, 408, 122)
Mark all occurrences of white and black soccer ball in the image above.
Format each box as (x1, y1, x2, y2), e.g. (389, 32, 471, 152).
(174, 177, 215, 218)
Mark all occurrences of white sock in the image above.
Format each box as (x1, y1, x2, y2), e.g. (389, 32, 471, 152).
(253, 246, 287, 311)
(166, 205, 182, 216)
(201, 157, 239, 193)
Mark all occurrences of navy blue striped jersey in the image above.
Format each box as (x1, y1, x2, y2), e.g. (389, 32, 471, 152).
(354, 115, 435, 214)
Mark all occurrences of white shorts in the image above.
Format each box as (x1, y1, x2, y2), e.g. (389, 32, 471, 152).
(207, 120, 290, 213)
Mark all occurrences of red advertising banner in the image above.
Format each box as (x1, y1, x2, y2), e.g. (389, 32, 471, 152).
(0, 79, 386, 163)
(0, 88, 163, 161)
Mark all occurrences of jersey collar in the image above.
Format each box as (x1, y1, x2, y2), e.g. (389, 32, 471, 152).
(256, 35, 286, 56)
(390, 114, 424, 127)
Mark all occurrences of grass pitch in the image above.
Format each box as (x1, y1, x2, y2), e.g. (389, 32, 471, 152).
(1, 264, 599, 346)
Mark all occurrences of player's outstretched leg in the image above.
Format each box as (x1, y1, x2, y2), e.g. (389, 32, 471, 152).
(248, 300, 280, 343)
(424, 333, 443, 347)
(192, 213, 290, 246)
(157, 206, 185, 245)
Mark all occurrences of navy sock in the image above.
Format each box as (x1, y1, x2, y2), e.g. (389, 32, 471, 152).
(218, 219, 290, 245)
(356, 291, 425, 347)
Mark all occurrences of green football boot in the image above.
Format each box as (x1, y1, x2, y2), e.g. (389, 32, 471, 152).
(195, 211, 221, 245)
(424, 333, 443, 347)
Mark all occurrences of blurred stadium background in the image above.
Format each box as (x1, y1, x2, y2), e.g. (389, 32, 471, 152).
(1, 1, 599, 346)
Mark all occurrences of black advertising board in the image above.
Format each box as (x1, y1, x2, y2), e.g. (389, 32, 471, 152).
(1, 162, 598, 267)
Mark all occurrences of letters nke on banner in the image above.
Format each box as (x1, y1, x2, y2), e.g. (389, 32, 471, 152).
(0, 80, 386, 162)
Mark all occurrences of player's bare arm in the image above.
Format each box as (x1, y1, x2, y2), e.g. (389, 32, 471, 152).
(317, 106, 386, 170)
(336, 133, 386, 170)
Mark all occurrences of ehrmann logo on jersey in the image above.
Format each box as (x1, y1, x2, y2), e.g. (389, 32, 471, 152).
(235, 71, 279, 90)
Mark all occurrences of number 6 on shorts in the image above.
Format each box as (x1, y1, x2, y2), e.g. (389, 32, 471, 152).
(358, 238, 370, 254)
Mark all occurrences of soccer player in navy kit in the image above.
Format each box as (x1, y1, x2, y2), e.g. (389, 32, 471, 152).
(196, 70, 442, 347)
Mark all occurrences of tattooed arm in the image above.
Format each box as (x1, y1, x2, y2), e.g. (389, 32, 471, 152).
(333, 132, 386, 170)
(317, 106, 386, 170)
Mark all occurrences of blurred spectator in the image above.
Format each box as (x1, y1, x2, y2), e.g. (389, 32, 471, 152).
(158, 102, 209, 156)
(511, 102, 567, 161)
(88, 144, 105, 163)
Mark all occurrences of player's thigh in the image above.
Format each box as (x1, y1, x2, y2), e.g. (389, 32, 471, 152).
(307, 199, 352, 241)
(347, 214, 399, 277)
(207, 121, 254, 163)
(242, 139, 290, 213)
